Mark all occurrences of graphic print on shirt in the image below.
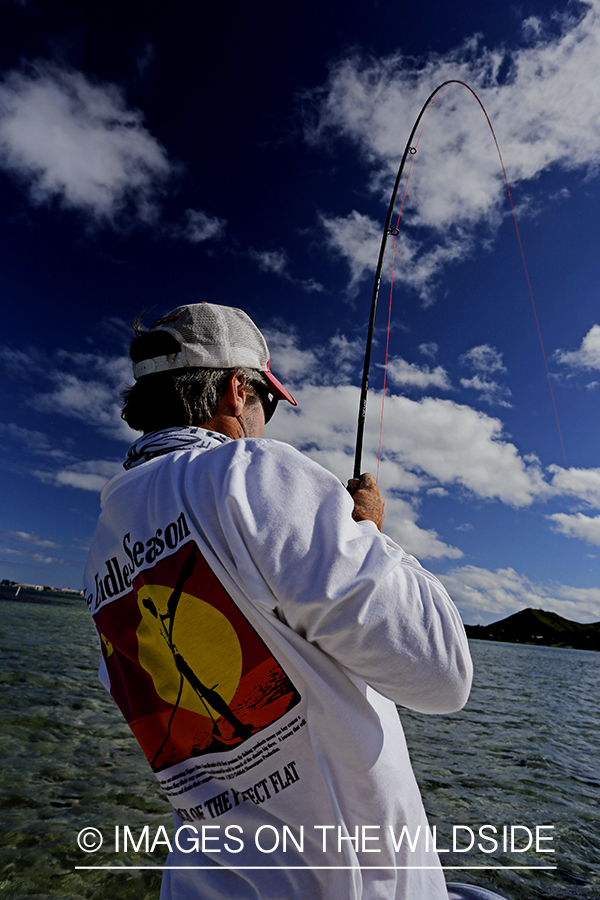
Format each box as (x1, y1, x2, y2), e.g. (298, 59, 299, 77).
(94, 540, 301, 772)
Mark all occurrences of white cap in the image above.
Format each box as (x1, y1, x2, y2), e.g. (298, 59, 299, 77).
(133, 303, 297, 406)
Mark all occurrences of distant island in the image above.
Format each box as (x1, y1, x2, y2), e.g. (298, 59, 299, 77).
(0, 579, 84, 603)
(465, 607, 600, 652)
(3, 579, 599, 652)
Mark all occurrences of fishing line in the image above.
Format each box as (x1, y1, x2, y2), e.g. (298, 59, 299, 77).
(461, 87, 588, 583)
(357, 79, 588, 584)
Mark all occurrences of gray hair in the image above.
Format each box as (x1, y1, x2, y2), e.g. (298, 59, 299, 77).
(121, 323, 259, 432)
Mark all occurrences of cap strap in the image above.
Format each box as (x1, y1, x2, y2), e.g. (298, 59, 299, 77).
(133, 353, 185, 379)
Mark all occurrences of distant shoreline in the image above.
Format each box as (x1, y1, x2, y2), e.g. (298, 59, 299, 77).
(0, 583, 84, 606)
(465, 607, 600, 652)
(4, 583, 599, 652)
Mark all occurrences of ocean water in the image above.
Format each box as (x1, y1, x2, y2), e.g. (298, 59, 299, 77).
(401, 639, 600, 899)
(1, 589, 598, 900)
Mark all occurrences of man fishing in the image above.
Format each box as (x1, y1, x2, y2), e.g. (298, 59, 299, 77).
(84, 301, 473, 900)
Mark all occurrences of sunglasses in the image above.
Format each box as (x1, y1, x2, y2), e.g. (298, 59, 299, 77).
(251, 379, 279, 424)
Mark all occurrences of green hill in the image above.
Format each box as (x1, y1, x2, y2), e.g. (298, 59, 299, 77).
(465, 607, 600, 651)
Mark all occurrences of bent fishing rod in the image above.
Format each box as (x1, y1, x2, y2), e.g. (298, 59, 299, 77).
(353, 79, 491, 480)
(351, 78, 586, 581)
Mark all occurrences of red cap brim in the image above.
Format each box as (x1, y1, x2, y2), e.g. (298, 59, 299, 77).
(264, 363, 298, 406)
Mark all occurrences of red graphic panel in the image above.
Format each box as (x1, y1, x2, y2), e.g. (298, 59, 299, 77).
(94, 542, 300, 771)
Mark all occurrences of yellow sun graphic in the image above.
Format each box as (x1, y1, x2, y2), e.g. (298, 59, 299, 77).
(136, 585, 243, 718)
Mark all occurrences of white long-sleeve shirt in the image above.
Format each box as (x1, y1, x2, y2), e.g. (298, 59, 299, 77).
(84, 427, 472, 899)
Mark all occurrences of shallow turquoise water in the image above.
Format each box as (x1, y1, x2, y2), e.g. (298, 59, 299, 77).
(402, 640, 600, 899)
(1, 593, 598, 899)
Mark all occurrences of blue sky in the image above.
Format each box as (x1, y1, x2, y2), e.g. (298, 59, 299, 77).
(2, 0, 600, 625)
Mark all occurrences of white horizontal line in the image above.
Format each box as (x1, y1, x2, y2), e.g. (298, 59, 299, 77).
(75, 865, 558, 871)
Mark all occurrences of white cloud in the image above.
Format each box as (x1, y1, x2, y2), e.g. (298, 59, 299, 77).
(0, 421, 69, 459)
(318, 209, 387, 294)
(460, 374, 512, 407)
(299, 278, 324, 293)
(547, 511, 600, 546)
(329, 333, 363, 364)
(441, 566, 545, 617)
(548, 464, 600, 508)
(318, 208, 466, 300)
(34, 459, 123, 493)
(384, 495, 463, 559)
(461, 345, 506, 375)
(6, 531, 62, 549)
(250, 248, 288, 276)
(440, 564, 600, 624)
(378, 394, 543, 506)
(0, 347, 129, 489)
(265, 369, 557, 555)
(555, 323, 600, 370)
(33, 372, 134, 442)
(249, 248, 324, 293)
(0, 545, 67, 566)
(266, 331, 549, 510)
(460, 345, 511, 406)
(307, 1, 600, 296)
(265, 383, 359, 463)
(265, 327, 362, 386)
(30, 350, 137, 442)
(0, 342, 138, 446)
(0, 344, 43, 369)
(0, 62, 172, 224)
(263, 326, 320, 382)
(180, 208, 226, 243)
(385, 356, 451, 390)
(427, 486, 448, 497)
(419, 342, 438, 358)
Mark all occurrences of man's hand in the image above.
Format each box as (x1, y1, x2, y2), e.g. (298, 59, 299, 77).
(347, 472, 385, 531)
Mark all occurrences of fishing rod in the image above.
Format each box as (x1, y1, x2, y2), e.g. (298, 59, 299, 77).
(352, 79, 589, 587)
(353, 79, 492, 480)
